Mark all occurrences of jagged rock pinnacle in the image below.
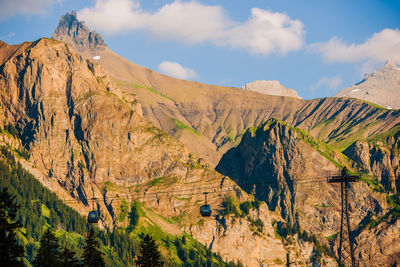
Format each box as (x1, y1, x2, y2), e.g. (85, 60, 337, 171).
(383, 59, 397, 69)
(52, 11, 106, 48)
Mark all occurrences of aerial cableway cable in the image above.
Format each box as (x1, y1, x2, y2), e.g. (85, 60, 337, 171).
(18, 174, 396, 209)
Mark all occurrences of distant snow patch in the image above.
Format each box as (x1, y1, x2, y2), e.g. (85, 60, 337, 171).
(388, 106, 393, 110)
(351, 89, 361, 93)
(93, 55, 101, 60)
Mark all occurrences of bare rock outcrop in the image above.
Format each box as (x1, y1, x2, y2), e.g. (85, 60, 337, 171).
(343, 133, 400, 193)
(241, 80, 302, 99)
(188, 204, 287, 266)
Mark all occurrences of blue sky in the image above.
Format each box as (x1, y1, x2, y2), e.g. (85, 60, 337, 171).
(1, 0, 400, 99)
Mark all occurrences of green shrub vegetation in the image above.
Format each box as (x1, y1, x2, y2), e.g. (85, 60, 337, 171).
(239, 200, 261, 215)
(275, 222, 335, 259)
(1, 123, 18, 137)
(118, 200, 129, 222)
(173, 118, 201, 136)
(248, 217, 264, 234)
(220, 196, 240, 216)
(239, 201, 251, 215)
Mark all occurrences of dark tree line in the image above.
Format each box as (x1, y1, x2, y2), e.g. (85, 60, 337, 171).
(33, 227, 105, 267)
(136, 234, 163, 267)
(0, 187, 25, 266)
(0, 183, 105, 267)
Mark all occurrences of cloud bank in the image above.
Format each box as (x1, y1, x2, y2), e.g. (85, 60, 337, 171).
(0, 0, 61, 19)
(78, 0, 305, 55)
(310, 29, 400, 64)
(158, 61, 197, 80)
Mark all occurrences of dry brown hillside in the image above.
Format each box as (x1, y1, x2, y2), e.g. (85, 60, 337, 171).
(67, 43, 400, 168)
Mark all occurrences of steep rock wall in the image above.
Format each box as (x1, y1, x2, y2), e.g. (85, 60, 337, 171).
(216, 118, 399, 265)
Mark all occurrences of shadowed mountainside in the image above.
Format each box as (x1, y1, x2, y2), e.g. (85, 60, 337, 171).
(216, 118, 400, 266)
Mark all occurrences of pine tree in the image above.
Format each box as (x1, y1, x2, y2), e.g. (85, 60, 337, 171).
(60, 246, 82, 267)
(127, 202, 139, 232)
(82, 228, 105, 267)
(0, 187, 25, 266)
(33, 228, 61, 267)
(135, 234, 163, 267)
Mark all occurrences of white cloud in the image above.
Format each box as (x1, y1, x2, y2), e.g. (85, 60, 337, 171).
(223, 8, 304, 55)
(78, 0, 304, 55)
(158, 61, 197, 80)
(0, 0, 61, 19)
(310, 29, 400, 64)
(310, 75, 342, 92)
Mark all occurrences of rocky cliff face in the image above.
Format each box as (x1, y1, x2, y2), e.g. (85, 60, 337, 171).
(241, 80, 302, 99)
(187, 203, 313, 266)
(343, 132, 400, 193)
(0, 38, 319, 266)
(52, 11, 106, 48)
(335, 60, 400, 109)
(216, 118, 400, 266)
(0, 38, 218, 222)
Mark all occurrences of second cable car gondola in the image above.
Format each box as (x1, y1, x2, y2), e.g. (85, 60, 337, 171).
(200, 192, 212, 217)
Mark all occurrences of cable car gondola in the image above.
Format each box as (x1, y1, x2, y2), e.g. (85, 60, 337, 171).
(87, 197, 99, 223)
(200, 192, 211, 217)
(88, 210, 99, 223)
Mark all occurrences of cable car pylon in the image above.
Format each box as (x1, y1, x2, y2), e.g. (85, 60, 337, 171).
(327, 167, 360, 267)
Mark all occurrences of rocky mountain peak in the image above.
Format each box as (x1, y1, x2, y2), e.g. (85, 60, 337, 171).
(373, 59, 400, 75)
(52, 11, 106, 48)
(241, 80, 302, 99)
(335, 60, 400, 109)
(382, 59, 398, 69)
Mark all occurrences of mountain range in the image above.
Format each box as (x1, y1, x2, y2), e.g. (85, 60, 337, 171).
(0, 11, 399, 266)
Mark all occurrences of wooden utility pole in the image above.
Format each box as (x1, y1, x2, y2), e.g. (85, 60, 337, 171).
(328, 167, 360, 267)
